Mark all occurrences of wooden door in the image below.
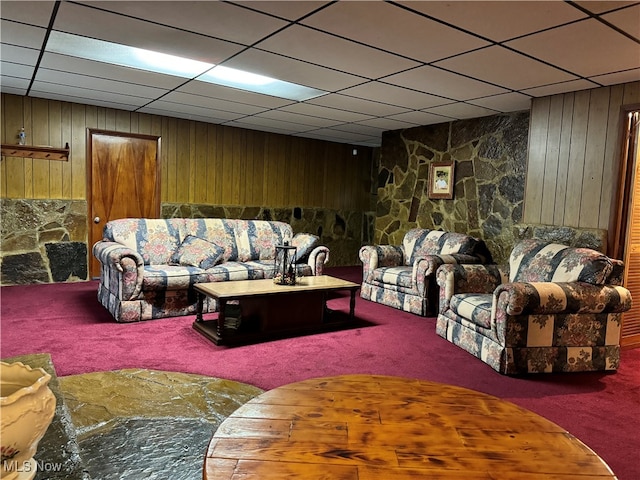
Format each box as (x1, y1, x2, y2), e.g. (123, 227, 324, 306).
(88, 129, 161, 278)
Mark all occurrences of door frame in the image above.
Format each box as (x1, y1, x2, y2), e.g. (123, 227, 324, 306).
(86, 128, 161, 278)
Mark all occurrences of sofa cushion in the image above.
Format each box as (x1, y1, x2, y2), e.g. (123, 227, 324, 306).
(403, 229, 482, 266)
(509, 240, 613, 284)
(104, 218, 182, 265)
(292, 233, 319, 262)
(142, 265, 210, 291)
(234, 220, 293, 262)
(170, 235, 225, 269)
(372, 266, 413, 289)
(450, 293, 493, 329)
(182, 219, 238, 263)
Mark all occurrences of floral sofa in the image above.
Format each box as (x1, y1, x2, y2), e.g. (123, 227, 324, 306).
(93, 218, 328, 322)
(359, 228, 493, 316)
(435, 239, 632, 374)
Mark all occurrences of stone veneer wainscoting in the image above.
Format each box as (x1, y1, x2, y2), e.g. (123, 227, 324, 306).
(0, 198, 373, 285)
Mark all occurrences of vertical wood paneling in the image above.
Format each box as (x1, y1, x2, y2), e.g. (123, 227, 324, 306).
(49, 101, 63, 199)
(523, 97, 549, 223)
(526, 81, 640, 246)
(565, 89, 590, 226)
(554, 93, 574, 225)
(2, 95, 25, 198)
(540, 95, 564, 224)
(580, 88, 610, 228)
(61, 102, 73, 199)
(31, 98, 50, 199)
(71, 102, 86, 199)
(600, 85, 625, 232)
(1, 93, 374, 211)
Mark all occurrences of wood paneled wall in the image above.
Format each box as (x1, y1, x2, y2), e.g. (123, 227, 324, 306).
(524, 81, 640, 252)
(1, 94, 373, 211)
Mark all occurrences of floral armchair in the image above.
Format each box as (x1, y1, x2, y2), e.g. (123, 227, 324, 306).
(359, 229, 493, 316)
(435, 239, 632, 374)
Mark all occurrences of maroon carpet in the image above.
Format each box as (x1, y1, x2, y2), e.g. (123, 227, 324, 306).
(2, 266, 639, 479)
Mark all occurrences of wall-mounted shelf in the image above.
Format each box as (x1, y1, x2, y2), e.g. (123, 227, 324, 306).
(1, 143, 70, 161)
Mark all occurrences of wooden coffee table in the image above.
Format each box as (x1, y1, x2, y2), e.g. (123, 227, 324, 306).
(204, 374, 616, 479)
(193, 275, 359, 345)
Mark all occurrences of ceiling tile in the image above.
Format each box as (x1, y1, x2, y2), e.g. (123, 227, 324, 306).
(230, 1, 331, 21)
(434, 45, 578, 90)
(301, 1, 489, 63)
(383, 65, 508, 101)
(384, 111, 456, 126)
(1, 20, 47, 50)
(177, 80, 294, 109)
(257, 110, 344, 128)
(222, 48, 364, 91)
(35, 68, 168, 99)
(423, 102, 499, 120)
(72, 1, 288, 46)
(339, 82, 451, 110)
(521, 79, 601, 97)
(506, 18, 640, 77)
(254, 24, 420, 79)
(0, 44, 40, 66)
(280, 102, 374, 123)
(53, 2, 245, 64)
(573, 1, 638, 15)
(0, 1, 56, 27)
(308, 93, 410, 117)
(590, 68, 640, 85)
(399, 0, 587, 42)
(467, 92, 532, 112)
(139, 100, 246, 122)
(601, 4, 640, 40)
(30, 82, 147, 109)
(161, 91, 269, 116)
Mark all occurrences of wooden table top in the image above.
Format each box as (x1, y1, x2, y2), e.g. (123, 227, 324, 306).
(194, 275, 359, 299)
(204, 374, 615, 479)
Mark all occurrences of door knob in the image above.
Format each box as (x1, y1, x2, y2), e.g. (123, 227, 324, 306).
(93, 216, 101, 224)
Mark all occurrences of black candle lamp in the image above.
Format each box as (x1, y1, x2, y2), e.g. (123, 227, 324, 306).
(274, 241, 297, 285)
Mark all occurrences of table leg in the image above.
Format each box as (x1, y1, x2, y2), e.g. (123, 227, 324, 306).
(217, 299, 226, 340)
(195, 292, 205, 323)
(349, 289, 356, 319)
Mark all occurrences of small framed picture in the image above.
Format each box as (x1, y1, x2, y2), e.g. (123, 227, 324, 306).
(428, 162, 455, 199)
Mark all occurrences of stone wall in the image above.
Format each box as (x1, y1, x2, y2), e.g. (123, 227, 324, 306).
(1, 199, 88, 285)
(0, 199, 372, 285)
(376, 112, 530, 264)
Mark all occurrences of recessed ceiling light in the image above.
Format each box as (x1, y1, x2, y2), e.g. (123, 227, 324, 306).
(46, 31, 327, 101)
(47, 31, 213, 78)
(198, 65, 327, 101)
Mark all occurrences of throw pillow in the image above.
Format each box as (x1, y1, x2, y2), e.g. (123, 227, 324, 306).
(292, 233, 319, 262)
(170, 235, 225, 269)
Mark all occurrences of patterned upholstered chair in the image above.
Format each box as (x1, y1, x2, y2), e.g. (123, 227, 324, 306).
(435, 239, 632, 374)
(359, 229, 493, 316)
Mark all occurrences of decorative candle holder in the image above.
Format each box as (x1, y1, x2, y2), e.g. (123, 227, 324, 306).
(273, 242, 297, 285)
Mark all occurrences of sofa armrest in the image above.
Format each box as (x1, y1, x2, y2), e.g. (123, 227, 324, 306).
(359, 245, 404, 283)
(494, 282, 633, 316)
(436, 264, 506, 313)
(306, 245, 330, 276)
(92, 241, 145, 299)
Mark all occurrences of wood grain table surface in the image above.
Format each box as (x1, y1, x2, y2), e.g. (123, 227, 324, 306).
(204, 374, 615, 479)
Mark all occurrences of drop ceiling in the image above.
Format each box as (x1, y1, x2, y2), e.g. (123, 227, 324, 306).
(1, 0, 639, 147)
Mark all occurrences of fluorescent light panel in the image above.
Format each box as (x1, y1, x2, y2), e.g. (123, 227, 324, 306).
(46, 32, 326, 101)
